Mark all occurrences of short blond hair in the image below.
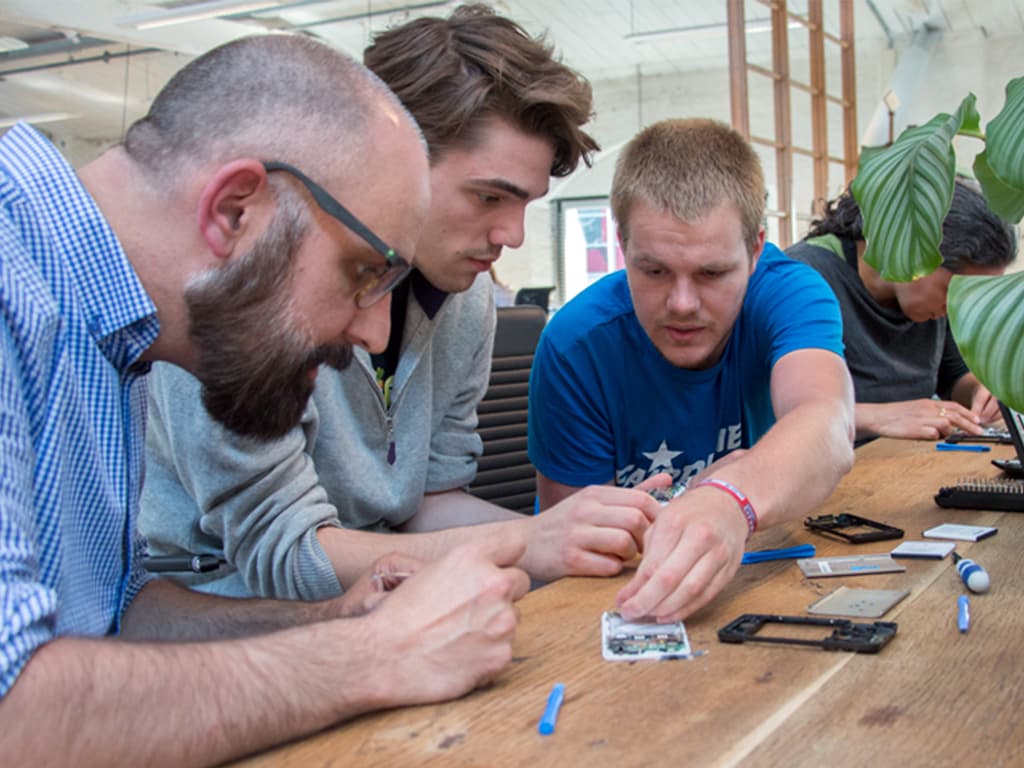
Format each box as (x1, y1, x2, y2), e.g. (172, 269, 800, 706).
(611, 118, 765, 254)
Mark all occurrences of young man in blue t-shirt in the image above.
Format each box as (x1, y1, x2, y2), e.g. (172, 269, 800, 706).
(529, 118, 856, 623)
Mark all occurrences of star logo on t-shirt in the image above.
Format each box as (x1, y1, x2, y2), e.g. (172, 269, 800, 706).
(642, 440, 683, 473)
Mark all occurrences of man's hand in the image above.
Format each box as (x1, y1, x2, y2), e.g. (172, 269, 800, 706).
(615, 485, 748, 622)
(361, 535, 530, 706)
(520, 480, 668, 582)
(969, 384, 1001, 425)
(858, 399, 982, 440)
(331, 551, 425, 618)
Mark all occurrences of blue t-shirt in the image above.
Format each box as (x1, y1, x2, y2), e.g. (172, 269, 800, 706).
(528, 243, 843, 488)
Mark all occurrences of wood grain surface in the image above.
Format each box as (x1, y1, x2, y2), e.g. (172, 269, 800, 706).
(231, 439, 1024, 768)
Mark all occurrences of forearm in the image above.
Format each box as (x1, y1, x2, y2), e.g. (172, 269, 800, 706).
(950, 373, 979, 408)
(121, 579, 347, 642)
(319, 497, 527, 588)
(709, 401, 852, 530)
(0, 624, 381, 767)
(404, 489, 523, 530)
(854, 401, 885, 440)
(719, 352, 854, 530)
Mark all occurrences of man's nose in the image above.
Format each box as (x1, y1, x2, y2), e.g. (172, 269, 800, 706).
(344, 293, 392, 354)
(667, 277, 700, 314)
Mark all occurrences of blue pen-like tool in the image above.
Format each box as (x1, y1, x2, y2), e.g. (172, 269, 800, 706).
(741, 543, 816, 565)
(538, 683, 565, 735)
(957, 595, 971, 633)
(952, 552, 991, 593)
(936, 443, 991, 453)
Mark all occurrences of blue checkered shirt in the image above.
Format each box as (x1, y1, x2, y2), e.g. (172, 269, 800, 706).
(0, 124, 159, 697)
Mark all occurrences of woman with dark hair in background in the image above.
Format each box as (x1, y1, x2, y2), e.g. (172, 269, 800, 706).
(787, 181, 1018, 442)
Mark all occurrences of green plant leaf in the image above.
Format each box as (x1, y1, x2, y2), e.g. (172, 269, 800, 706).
(948, 271, 1024, 413)
(851, 95, 976, 282)
(983, 76, 1024, 191)
(974, 150, 1024, 222)
(956, 97, 984, 140)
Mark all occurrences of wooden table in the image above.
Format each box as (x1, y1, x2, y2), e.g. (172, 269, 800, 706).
(235, 439, 1024, 767)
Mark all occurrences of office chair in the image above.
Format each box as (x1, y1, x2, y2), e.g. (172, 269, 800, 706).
(514, 285, 555, 313)
(468, 304, 547, 514)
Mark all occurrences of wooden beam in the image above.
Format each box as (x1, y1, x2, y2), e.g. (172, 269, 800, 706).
(727, 0, 750, 137)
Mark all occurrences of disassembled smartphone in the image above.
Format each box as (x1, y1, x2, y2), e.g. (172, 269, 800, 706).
(648, 482, 687, 506)
(804, 512, 904, 544)
(717, 614, 898, 654)
(601, 611, 695, 661)
(945, 427, 1013, 444)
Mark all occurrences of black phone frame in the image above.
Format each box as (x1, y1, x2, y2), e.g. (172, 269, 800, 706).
(717, 614, 898, 654)
(803, 513, 904, 544)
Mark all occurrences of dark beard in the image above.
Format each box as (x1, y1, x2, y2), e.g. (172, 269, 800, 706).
(185, 205, 353, 440)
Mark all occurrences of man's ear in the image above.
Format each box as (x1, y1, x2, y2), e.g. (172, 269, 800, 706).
(749, 227, 766, 271)
(196, 159, 271, 260)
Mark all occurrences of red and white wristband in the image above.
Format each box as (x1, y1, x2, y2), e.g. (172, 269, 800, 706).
(694, 478, 758, 539)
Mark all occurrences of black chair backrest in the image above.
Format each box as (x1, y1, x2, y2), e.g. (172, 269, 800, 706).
(468, 304, 547, 514)
(514, 286, 555, 313)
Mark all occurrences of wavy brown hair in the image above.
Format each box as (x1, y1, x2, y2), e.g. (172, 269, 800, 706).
(364, 3, 598, 177)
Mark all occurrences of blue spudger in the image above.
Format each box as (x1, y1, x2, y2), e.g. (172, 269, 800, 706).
(741, 543, 816, 565)
(538, 683, 565, 735)
(936, 443, 991, 452)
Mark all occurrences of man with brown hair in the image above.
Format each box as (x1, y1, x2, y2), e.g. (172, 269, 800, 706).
(1, 33, 531, 766)
(530, 118, 856, 622)
(141, 4, 663, 600)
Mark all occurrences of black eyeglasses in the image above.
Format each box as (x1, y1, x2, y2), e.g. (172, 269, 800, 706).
(263, 161, 413, 308)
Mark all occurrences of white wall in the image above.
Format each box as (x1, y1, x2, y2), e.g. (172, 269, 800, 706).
(500, 28, 1024, 302)
(26, 24, 1020, 296)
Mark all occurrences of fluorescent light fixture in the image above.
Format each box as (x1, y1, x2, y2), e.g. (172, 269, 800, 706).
(0, 36, 29, 53)
(0, 112, 78, 129)
(115, 0, 285, 30)
(626, 18, 801, 43)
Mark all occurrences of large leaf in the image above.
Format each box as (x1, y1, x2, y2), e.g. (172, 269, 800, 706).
(975, 76, 1024, 222)
(851, 95, 979, 282)
(948, 271, 1024, 413)
(974, 150, 1024, 223)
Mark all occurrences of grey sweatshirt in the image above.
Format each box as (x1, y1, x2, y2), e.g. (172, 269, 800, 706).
(139, 273, 495, 600)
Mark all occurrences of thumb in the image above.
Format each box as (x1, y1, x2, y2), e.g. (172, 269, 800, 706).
(616, 569, 647, 607)
(450, 528, 528, 570)
(635, 472, 673, 492)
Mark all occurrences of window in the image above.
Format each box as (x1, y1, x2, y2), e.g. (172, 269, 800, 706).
(556, 197, 624, 305)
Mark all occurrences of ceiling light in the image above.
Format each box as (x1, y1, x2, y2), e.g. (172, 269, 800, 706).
(0, 36, 29, 53)
(626, 18, 801, 44)
(115, 0, 285, 31)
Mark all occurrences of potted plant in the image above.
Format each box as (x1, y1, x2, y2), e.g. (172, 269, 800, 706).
(850, 76, 1024, 411)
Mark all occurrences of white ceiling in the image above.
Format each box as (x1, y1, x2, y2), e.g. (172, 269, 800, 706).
(1, 0, 1022, 147)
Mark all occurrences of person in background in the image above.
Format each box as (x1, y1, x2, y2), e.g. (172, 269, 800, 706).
(490, 264, 517, 307)
(528, 118, 855, 622)
(0, 34, 529, 766)
(140, 4, 664, 602)
(787, 181, 1018, 442)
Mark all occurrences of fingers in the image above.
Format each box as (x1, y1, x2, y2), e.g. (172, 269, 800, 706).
(651, 551, 738, 623)
(971, 385, 998, 422)
(934, 402, 981, 437)
(615, 509, 696, 619)
(616, 493, 747, 620)
(635, 472, 673, 492)
(884, 400, 982, 439)
(452, 527, 528, 570)
(573, 496, 653, 548)
(584, 484, 664, 523)
(975, 397, 1001, 425)
(370, 551, 424, 591)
